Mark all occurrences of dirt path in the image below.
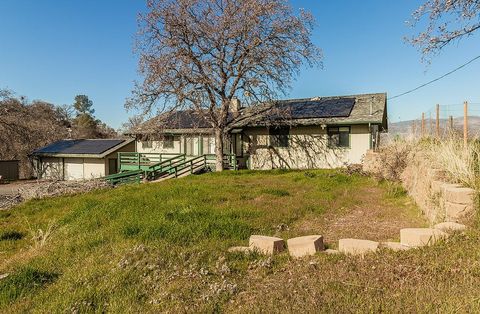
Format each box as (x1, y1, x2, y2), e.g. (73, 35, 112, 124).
(292, 186, 427, 247)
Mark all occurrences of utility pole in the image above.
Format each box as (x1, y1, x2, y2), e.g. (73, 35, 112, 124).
(436, 104, 440, 138)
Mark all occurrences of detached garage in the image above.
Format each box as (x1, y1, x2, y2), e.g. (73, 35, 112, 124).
(32, 139, 135, 180)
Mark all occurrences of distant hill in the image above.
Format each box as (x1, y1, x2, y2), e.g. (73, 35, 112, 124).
(388, 116, 480, 136)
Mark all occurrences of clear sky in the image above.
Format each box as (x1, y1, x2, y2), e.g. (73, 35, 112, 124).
(1, 0, 479, 128)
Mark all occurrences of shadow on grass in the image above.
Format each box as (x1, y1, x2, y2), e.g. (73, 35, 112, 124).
(0, 267, 59, 306)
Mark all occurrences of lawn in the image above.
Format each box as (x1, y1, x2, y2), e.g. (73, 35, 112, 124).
(1, 170, 479, 312)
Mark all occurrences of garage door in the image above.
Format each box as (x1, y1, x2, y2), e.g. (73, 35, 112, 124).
(64, 158, 84, 180)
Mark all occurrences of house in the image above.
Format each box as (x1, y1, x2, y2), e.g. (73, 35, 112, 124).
(129, 93, 387, 170)
(31, 139, 135, 180)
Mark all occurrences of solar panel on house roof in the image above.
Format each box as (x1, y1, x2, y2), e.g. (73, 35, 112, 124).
(34, 139, 125, 155)
(281, 97, 356, 119)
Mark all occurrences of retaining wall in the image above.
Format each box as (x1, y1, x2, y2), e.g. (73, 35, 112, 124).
(363, 150, 476, 224)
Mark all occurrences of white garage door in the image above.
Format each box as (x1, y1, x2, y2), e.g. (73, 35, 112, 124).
(64, 158, 84, 180)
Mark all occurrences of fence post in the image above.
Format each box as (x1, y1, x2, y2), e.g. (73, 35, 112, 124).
(421, 112, 425, 138)
(464, 101, 468, 146)
(436, 104, 440, 138)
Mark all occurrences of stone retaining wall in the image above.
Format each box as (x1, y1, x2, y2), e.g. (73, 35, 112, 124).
(363, 150, 476, 224)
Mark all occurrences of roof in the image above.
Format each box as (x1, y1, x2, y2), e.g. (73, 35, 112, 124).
(132, 110, 213, 136)
(130, 93, 387, 135)
(228, 93, 387, 130)
(32, 139, 134, 158)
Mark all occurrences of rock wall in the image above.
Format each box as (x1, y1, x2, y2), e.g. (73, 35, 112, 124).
(363, 150, 476, 224)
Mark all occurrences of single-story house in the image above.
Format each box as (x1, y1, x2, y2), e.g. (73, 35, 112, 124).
(129, 93, 387, 170)
(31, 139, 135, 180)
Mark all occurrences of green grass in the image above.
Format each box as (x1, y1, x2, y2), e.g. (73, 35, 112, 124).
(0, 169, 473, 312)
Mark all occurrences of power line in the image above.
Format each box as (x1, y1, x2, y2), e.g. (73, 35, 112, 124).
(388, 54, 480, 100)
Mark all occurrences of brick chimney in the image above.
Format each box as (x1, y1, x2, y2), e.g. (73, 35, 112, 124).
(230, 97, 241, 117)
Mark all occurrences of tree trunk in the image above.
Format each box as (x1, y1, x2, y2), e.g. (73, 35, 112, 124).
(214, 127, 224, 172)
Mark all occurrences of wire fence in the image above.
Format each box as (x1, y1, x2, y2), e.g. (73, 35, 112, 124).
(402, 102, 480, 142)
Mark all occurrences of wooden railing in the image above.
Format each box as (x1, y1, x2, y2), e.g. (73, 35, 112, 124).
(118, 152, 183, 171)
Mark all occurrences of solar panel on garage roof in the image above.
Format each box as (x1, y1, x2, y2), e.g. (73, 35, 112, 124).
(281, 97, 356, 119)
(34, 139, 125, 155)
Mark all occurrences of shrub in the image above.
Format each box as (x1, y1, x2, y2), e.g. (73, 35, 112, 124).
(426, 135, 480, 189)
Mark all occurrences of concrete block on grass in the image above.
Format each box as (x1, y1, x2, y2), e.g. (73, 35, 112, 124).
(338, 238, 379, 256)
(400, 228, 448, 247)
(287, 235, 324, 258)
(434, 222, 467, 233)
(249, 235, 285, 255)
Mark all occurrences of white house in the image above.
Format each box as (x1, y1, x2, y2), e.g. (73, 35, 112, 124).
(129, 93, 388, 170)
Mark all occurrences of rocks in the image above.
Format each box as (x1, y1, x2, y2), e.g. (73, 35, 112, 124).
(381, 241, 411, 251)
(338, 238, 379, 255)
(400, 228, 448, 247)
(249, 235, 285, 255)
(434, 222, 467, 233)
(287, 235, 324, 258)
(0, 273, 9, 280)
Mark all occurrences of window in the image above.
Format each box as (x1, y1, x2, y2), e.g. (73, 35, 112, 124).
(327, 126, 350, 148)
(269, 126, 289, 148)
(163, 135, 175, 149)
(141, 141, 152, 149)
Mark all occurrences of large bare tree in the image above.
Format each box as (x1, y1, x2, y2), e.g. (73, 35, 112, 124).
(127, 0, 321, 170)
(408, 0, 480, 58)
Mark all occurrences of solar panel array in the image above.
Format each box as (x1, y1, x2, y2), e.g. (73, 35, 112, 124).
(280, 97, 356, 119)
(34, 139, 125, 155)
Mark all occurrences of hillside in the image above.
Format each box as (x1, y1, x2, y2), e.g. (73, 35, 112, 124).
(1, 170, 479, 312)
(389, 116, 480, 136)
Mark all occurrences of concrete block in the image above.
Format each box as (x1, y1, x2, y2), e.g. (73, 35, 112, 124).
(338, 238, 379, 255)
(228, 246, 252, 253)
(434, 222, 467, 233)
(440, 183, 462, 194)
(445, 201, 472, 220)
(249, 235, 285, 255)
(287, 235, 324, 258)
(444, 187, 475, 205)
(400, 228, 448, 247)
(381, 242, 411, 251)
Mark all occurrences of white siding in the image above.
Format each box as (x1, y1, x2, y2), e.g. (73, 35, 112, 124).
(245, 125, 371, 170)
(136, 138, 182, 154)
(83, 158, 106, 179)
(40, 157, 63, 179)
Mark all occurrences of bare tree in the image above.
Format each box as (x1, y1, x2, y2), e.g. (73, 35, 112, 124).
(127, 0, 321, 170)
(408, 0, 480, 58)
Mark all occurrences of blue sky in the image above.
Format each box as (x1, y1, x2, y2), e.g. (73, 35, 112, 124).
(1, 0, 479, 128)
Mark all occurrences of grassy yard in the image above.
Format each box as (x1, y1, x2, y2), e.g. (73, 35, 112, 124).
(1, 170, 479, 312)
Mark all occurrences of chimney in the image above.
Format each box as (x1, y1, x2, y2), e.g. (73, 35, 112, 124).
(230, 97, 241, 117)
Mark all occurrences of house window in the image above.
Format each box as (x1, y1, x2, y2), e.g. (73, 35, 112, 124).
(269, 126, 289, 148)
(163, 135, 175, 149)
(328, 126, 350, 148)
(141, 141, 152, 149)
